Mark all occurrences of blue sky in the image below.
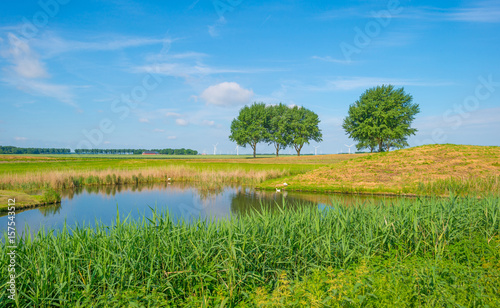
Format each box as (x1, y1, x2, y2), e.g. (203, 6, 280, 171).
(1, 0, 499, 154)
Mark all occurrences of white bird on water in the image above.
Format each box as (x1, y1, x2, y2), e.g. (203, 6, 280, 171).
(283, 183, 288, 186)
(276, 188, 281, 192)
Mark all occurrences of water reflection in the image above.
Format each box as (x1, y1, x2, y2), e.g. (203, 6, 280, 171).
(60, 182, 227, 202)
(0, 182, 411, 236)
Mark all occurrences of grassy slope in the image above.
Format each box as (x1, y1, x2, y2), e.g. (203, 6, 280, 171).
(258, 144, 500, 196)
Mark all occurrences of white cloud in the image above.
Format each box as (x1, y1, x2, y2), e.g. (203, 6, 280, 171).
(202, 120, 215, 126)
(200, 82, 254, 107)
(175, 118, 189, 126)
(153, 128, 165, 132)
(167, 136, 177, 140)
(165, 112, 181, 117)
(5, 33, 48, 78)
(139, 118, 149, 123)
(14, 136, 27, 141)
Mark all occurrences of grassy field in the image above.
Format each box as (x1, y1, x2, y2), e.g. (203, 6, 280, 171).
(259, 144, 500, 197)
(1, 197, 499, 307)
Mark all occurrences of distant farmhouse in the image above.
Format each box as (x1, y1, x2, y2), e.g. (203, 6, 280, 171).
(142, 151, 159, 155)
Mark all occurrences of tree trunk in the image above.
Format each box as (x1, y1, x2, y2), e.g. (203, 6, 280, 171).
(275, 144, 279, 157)
(295, 145, 302, 156)
(378, 139, 383, 153)
(252, 143, 256, 158)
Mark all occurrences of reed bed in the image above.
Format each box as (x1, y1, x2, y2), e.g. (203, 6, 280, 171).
(1, 196, 499, 307)
(0, 165, 290, 192)
(413, 175, 500, 197)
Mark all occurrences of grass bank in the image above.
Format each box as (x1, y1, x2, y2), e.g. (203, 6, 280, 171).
(1, 196, 499, 306)
(0, 189, 60, 212)
(259, 144, 500, 197)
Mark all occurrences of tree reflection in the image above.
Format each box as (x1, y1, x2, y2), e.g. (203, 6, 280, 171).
(37, 203, 62, 217)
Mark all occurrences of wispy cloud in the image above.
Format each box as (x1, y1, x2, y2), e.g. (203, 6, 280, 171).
(132, 108, 181, 122)
(134, 62, 278, 78)
(165, 112, 182, 117)
(312, 55, 353, 65)
(14, 136, 27, 141)
(3, 33, 48, 78)
(32, 32, 173, 56)
(296, 77, 453, 92)
(10, 79, 76, 106)
(146, 51, 208, 62)
(167, 135, 177, 140)
(0, 33, 78, 108)
(391, 2, 500, 23)
(208, 17, 226, 38)
(318, 2, 500, 24)
(447, 1, 500, 23)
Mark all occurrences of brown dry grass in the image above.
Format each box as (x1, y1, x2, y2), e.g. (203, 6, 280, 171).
(260, 144, 500, 196)
(0, 165, 290, 190)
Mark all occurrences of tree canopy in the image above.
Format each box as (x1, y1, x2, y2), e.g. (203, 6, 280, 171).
(229, 102, 322, 157)
(265, 103, 292, 157)
(287, 106, 322, 156)
(229, 102, 268, 158)
(342, 85, 419, 152)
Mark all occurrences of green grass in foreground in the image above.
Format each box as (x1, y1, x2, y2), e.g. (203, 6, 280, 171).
(1, 196, 499, 307)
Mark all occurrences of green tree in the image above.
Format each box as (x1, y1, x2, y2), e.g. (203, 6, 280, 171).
(265, 103, 291, 157)
(229, 102, 268, 158)
(342, 85, 419, 152)
(288, 106, 322, 156)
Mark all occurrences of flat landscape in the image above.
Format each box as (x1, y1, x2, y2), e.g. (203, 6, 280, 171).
(1, 144, 500, 306)
(2, 1, 500, 305)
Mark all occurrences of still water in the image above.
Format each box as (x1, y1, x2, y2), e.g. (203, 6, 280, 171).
(1, 183, 403, 235)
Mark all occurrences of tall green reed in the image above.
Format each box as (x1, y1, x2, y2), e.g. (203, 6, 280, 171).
(1, 196, 499, 306)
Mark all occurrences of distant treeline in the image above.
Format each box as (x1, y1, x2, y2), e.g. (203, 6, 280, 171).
(74, 148, 198, 155)
(0, 146, 70, 154)
(0, 146, 198, 155)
